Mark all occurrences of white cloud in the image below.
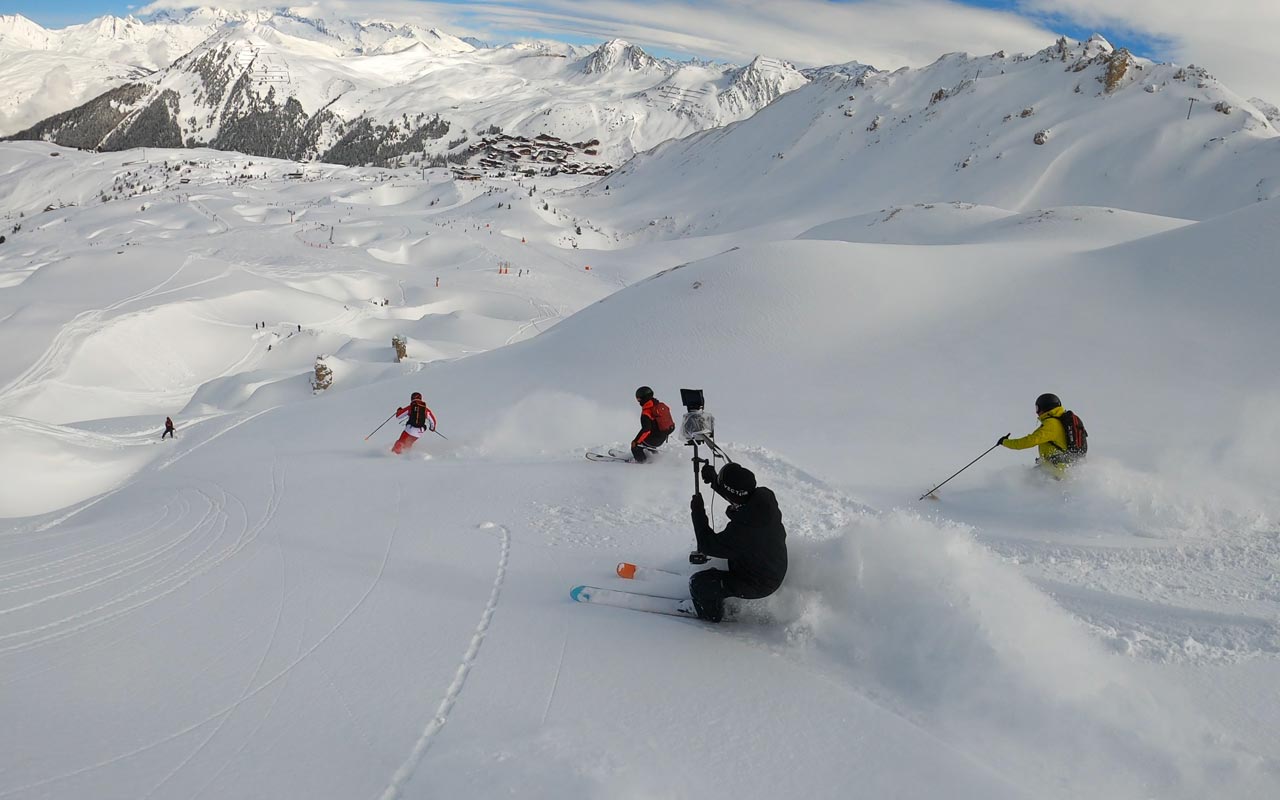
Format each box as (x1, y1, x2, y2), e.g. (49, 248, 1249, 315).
(135, 1, 1277, 102)
(138, 0, 1058, 68)
(1018, 0, 1280, 102)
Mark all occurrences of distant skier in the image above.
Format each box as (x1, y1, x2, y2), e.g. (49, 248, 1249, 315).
(162, 416, 176, 440)
(999, 392, 1088, 476)
(630, 386, 675, 462)
(391, 391, 436, 455)
(687, 463, 788, 623)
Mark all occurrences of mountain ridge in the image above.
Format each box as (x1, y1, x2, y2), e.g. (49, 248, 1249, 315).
(4, 23, 808, 168)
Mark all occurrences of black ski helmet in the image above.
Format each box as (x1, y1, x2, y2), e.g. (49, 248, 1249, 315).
(1035, 393, 1061, 414)
(411, 391, 422, 400)
(635, 386, 654, 403)
(716, 463, 757, 503)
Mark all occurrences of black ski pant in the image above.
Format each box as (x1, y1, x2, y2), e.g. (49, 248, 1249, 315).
(631, 429, 670, 462)
(689, 568, 780, 623)
(162, 429, 174, 440)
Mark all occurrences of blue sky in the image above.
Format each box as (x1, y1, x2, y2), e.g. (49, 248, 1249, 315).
(4, 0, 1160, 60)
(7, 0, 1275, 103)
(958, 0, 1163, 57)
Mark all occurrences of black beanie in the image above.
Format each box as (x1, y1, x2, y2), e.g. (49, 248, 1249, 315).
(717, 463, 756, 502)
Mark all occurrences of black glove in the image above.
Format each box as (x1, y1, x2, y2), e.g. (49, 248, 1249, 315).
(691, 493, 705, 513)
(700, 463, 717, 485)
(998, 433, 1010, 446)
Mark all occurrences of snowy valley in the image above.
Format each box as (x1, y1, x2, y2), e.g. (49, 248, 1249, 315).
(1, 17, 1279, 800)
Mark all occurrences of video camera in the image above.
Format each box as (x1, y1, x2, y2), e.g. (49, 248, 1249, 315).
(680, 389, 725, 566)
(679, 388, 715, 445)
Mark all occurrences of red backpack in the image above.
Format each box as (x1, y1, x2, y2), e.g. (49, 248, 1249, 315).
(1049, 410, 1088, 465)
(653, 401, 676, 434)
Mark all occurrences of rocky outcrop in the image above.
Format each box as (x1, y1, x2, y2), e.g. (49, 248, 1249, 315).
(580, 40, 662, 74)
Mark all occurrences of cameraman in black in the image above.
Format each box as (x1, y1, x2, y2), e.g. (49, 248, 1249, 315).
(688, 462, 788, 623)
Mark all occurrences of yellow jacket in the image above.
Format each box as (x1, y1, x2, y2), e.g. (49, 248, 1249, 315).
(1001, 406, 1069, 473)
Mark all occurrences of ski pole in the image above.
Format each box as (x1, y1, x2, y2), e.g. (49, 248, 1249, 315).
(364, 412, 397, 441)
(432, 429, 448, 440)
(919, 443, 1002, 501)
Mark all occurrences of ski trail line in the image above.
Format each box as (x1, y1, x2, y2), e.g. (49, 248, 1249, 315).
(540, 626, 569, 727)
(26, 405, 279, 535)
(0, 475, 396, 798)
(379, 522, 511, 800)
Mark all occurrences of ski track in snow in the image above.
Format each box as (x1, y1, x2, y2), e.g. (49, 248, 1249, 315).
(379, 521, 510, 800)
(139, 472, 292, 800)
(0, 255, 196, 402)
(0, 464, 277, 655)
(540, 625, 570, 727)
(6, 405, 286, 547)
(3, 80, 1280, 793)
(0, 469, 399, 798)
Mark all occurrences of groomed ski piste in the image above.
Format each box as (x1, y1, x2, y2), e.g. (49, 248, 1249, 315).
(3, 35, 1280, 797)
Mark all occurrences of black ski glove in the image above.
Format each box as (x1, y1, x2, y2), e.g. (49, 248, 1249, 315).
(691, 493, 706, 515)
(700, 463, 717, 485)
(998, 433, 1010, 446)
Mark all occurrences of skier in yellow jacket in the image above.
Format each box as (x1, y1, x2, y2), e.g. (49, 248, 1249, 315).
(998, 393, 1073, 476)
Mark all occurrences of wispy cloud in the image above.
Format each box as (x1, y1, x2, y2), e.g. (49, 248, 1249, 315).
(1015, 0, 1280, 101)
(137, 0, 1058, 67)
(134, 0, 1278, 101)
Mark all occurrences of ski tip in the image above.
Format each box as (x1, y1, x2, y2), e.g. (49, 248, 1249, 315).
(616, 562, 636, 579)
(569, 585, 589, 602)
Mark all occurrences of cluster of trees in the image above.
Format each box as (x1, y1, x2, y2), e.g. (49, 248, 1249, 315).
(323, 114, 451, 167)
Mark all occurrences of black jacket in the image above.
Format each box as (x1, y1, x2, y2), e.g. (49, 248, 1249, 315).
(691, 487, 787, 594)
(633, 399, 669, 448)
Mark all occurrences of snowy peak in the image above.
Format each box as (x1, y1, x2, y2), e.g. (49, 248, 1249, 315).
(802, 60, 878, 83)
(0, 13, 55, 50)
(596, 36, 1280, 236)
(581, 39, 663, 74)
(1084, 33, 1114, 55)
(725, 56, 808, 109)
(1250, 96, 1280, 124)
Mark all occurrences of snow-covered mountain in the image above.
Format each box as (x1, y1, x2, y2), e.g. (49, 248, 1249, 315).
(1, 132, 1278, 797)
(3, 27, 1280, 800)
(3, 11, 806, 167)
(579, 35, 1280, 235)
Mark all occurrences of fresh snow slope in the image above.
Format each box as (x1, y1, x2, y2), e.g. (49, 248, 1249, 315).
(0, 12, 218, 136)
(578, 36, 1279, 237)
(2, 38, 1280, 796)
(0, 142, 615, 513)
(0, 50, 150, 138)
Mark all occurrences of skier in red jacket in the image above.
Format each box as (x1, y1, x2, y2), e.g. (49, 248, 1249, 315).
(631, 386, 675, 462)
(392, 392, 436, 454)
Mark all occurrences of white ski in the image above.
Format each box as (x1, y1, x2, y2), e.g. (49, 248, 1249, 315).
(569, 585, 697, 618)
(616, 562, 688, 583)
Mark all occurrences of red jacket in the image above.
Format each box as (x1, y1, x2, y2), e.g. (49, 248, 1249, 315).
(396, 398, 436, 429)
(633, 399, 660, 447)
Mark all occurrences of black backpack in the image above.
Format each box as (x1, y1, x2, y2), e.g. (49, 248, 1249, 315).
(1049, 410, 1088, 464)
(408, 401, 428, 428)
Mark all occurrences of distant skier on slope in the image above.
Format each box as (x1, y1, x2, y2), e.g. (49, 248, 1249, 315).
(630, 386, 676, 463)
(687, 462, 788, 622)
(391, 391, 436, 455)
(998, 392, 1088, 477)
(162, 416, 176, 440)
